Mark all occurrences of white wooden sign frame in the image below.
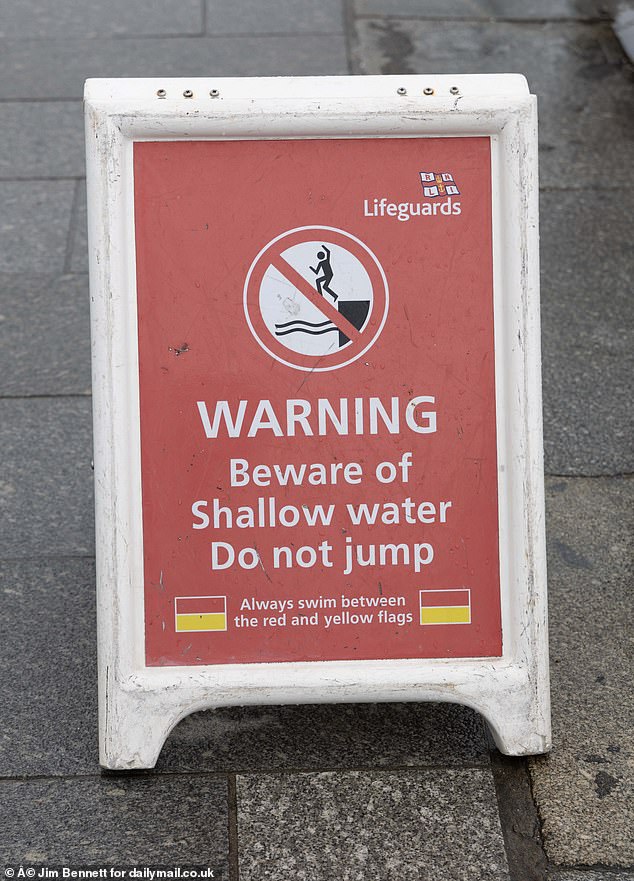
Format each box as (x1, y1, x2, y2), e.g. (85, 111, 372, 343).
(85, 74, 550, 769)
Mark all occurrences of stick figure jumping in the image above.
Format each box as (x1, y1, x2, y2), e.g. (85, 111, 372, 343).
(310, 245, 338, 302)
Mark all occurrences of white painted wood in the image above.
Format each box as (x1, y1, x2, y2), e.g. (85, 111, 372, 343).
(85, 75, 550, 769)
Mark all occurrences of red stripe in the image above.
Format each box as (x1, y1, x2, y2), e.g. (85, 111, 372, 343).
(176, 596, 226, 615)
(420, 589, 470, 608)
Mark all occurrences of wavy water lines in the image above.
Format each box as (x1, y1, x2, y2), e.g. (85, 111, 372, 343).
(274, 318, 338, 337)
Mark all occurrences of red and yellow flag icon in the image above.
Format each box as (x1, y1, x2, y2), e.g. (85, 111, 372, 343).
(175, 595, 227, 632)
(420, 589, 471, 625)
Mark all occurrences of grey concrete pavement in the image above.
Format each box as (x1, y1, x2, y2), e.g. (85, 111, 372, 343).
(352, 19, 634, 189)
(0, 181, 76, 273)
(531, 477, 634, 867)
(0, 397, 94, 557)
(0, 1, 632, 879)
(237, 770, 510, 881)
(0, 36, 349, 100)
(0, 274, 91, 396)
(0, 0, 204, 39)
(0, 777, 229, 865)
(540, 188, 634, 475)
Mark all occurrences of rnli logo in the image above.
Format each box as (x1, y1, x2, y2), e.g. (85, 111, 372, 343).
(419, 172, 460, 199)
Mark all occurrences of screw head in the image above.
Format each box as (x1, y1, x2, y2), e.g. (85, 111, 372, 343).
(183, 89, 194, 98)
(210, 89, 220, 98)
(423, 87, 434, 96)
(156, 88, 167, 98)
(397, 86, 407, 95)
(450, 86, 460, 95)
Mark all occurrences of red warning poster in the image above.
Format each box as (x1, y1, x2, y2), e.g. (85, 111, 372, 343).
(134, 136, 502, 666)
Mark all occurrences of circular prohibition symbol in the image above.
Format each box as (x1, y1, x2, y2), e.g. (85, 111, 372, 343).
(244, 225, 389, 372)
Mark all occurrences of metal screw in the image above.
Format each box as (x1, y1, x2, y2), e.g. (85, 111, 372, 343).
(183, 89, 194, 98)
(450, 86, 460, 95)
(423, 87, 434, 96)
(210, 89, 220, 98)
(397, 86, 407, 96)
(156, 89, 167, 98)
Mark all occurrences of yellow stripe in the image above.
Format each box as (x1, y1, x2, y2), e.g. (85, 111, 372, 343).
(176, 612, 226, 632)
(420, 606, 470, 625)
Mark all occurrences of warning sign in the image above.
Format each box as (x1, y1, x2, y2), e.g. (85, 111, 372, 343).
(134, 135, 502, 667)
(244, 226, 389, 371)
(88, 75, 551, 766)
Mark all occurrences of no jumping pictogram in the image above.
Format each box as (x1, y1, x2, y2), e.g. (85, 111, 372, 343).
(244, 226, 389, 372)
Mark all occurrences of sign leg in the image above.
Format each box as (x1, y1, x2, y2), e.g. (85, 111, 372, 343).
(99, 679, 180, 770)
(476, 686, 551, 756)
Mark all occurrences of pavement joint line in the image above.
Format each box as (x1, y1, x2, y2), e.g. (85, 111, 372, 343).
(0, 763, 492, 784)
(0, 97, 82, 104)
(526, 751, 552, 878)
(555, 865, 634, 874)
(0, 175, 86, 181)
(490, 750, 548, 881)
(353, 14, 612, 25)
(4, 94, 181, 105)
(0, 392, 92, 400)
(63, 178, 82, 275)
(219, 763, 492, 775)
(227, 774, 239, 881)
(199, 0, 206, 38)
(0, 770, 230, 785)
(0, 32, 233, 45)
(539, 185, 634, 192)
(197, 30, 346, 37)
(0, 30, 346, 46)
(545, 472, 634, 480)
(0, 773, 103, 784)
(0, 270, 89, 276)
(0, 555, 96, 562)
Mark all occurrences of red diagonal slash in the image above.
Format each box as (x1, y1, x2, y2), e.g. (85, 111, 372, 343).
(270, 256, 362, 343)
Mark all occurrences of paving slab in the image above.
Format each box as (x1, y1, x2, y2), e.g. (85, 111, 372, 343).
(206, 0, 344, 34)
(0, 181, 75, 273)
(159, 701, 489, 772)
(237, 769, 510, 880)
(0, 0, 203, 39)
(0, 101, 84, 179)
(0, 273, 91, 396)
(352, 19, 634, 189)
(0, 34, 349, 100)
(540, 188, 634, 476)
(0, 775, 228, 865)
(530, 476, 634, 867)
(0, 397, 94, 557)
(0, 557, 98, 776)
(353, 0, 605, 18)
